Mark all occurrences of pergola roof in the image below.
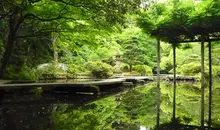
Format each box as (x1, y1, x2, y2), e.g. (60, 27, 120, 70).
(151, 22, 220, 43)
(139, 0, 220, 43)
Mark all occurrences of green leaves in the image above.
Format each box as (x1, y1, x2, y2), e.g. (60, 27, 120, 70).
(138, 0, 220, 41)
(86, 61, 114, 79)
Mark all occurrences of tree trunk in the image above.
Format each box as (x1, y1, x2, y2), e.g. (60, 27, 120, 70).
(52, 29, 58, 63)
(0, 31, 15, 78)
(0, 12, 24, 78)
(129, 65, 132, 72)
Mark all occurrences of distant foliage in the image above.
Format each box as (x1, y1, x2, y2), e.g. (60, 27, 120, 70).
(37, 63, 66, 79)
(66, 64, 88, 78)
(120, 63, 130, 72)
(4, 65, 37, 80)
(112, 121, 140, 130)
(138, 0, 220, 39)
(66, 65, 78, 79)
(179, 62, 208, 76)
(132, 65, 152, 76)
(119, 32, 156, 71)
(86, 61, 114, 79)
(212, 66, 220, 77)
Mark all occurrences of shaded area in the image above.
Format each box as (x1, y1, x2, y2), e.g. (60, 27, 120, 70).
(0, 82, 219, 129)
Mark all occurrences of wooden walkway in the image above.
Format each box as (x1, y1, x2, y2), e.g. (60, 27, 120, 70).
(0, 78, 128, 95)
(124, 76, 153, 82)
(0, 78, 126, 89)
(0, 77, 153, 95)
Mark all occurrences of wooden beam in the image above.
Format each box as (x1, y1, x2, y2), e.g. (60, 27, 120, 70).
(208, 37, 212, 129)
(201, 36, 205, 129)
(156, 38, 161, 129)
(173, 43, 177, 120)
(167, 38, 220, 44)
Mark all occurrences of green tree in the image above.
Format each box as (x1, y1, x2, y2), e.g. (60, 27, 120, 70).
(122, 38, 143, 72)
(0, 0, 141, 78)
(113, 25, 156, 72)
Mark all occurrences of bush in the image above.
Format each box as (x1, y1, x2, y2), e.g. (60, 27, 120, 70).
(212, 66, 220, 77)
(66, 64, 87, 78)
(122, 71, 139, 76)
(67, 64, 79, 75)
(4, 65, 37, 80)
(132, 65, 152, 76)
(67, 64, 87, 73)
(179, 62, 208, 76)
(86, 61, 114, 79)
(120, 63, 130, 72)
(37, 63, 66, 79)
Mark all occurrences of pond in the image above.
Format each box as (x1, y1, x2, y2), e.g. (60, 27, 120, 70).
(0, 81, 220, 130)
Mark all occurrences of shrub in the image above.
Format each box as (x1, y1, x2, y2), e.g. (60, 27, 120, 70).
(212, 66, 220, 77)
(67, 64, 79, 75)
(4, 65, 37, 80)
(66, 64, 87, 78)
(86, 61, 114, 79)
(179, 62, 208, 76)
(122, 71, 139, 76)
(132, 65, 152, 76)
(67, 64, 87, 74)
(120, 63, 130, 72)
(37, 63, 66, 79)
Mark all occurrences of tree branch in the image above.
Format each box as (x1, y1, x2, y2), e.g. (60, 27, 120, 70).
(4, 0, 25, 9)
(24, 13, 78, 22)
(52, 0, 102, 9)
(0, 12, 12, 20)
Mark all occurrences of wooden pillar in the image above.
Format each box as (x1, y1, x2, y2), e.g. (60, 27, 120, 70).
(173, 43, 176, 120)
(156, 39, 160, 129)
(201, 37, 205, 129)
(208, 37, 212, 129)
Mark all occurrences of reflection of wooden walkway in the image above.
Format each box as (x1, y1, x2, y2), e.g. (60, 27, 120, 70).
(0, 94, 98, 109)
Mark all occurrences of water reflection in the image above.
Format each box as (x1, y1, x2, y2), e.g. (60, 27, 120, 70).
(0, 82, 220, 130)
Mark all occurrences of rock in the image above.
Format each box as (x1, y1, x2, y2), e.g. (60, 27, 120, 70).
(137, 79, 145, 85)
(37, 63, 67, 72)
(122, 82, 134, 87)
(164, 75, 195, 81)
(115, 93, 121, 101)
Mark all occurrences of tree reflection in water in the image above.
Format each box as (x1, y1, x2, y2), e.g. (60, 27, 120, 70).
(0, 82, 220, 130)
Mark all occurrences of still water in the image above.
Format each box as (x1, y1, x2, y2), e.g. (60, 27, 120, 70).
(0, 81, 220, 130)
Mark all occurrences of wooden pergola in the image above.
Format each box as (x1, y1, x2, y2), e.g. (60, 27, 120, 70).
(155, 24, 220, 129)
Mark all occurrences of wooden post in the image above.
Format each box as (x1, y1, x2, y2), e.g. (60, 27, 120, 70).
(201, 36, 205, 129)
(208, 37, 212, 129)
(156, 39, 160, 129)
(173, 43, 176, 120)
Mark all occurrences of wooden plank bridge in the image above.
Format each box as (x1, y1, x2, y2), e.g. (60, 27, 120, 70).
(0, 77, 153, 95)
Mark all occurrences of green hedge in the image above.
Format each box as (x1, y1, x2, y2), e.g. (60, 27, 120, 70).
(212, 66, 220, 77)
(132, 65, 152, 76)
(86, 61, 114, 79)
(37, 63, 66, 79)
(120, 63, 130, 72)
(179, 62, 208, 76)
(4, 65, 37, 80)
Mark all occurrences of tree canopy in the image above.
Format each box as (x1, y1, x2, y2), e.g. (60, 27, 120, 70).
(1, 0, 220, 79)
(0, 0, 142, 77)
(138, 0, 220, 43)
